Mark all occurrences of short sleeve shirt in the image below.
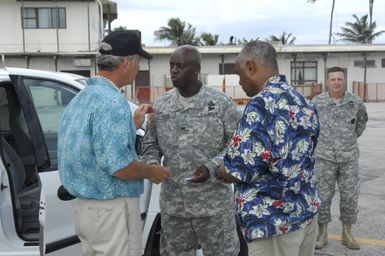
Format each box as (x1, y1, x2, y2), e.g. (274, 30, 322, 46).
(224, 75, 320, 241)
(58, 76, 143, 199)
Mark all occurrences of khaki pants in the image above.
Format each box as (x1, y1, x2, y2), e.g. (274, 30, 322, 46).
(248, 218, 318, 256)
(75, 197, 142, 256)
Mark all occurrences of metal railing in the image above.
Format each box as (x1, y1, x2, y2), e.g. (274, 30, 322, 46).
(353, 81, 385, 102)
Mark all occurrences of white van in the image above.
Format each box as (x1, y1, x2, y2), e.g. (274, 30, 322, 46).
(0, 67, 246, 256)
(0, 67, 164, 255)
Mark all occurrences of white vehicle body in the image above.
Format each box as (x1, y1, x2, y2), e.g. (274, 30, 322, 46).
(0, 67, 164, 255)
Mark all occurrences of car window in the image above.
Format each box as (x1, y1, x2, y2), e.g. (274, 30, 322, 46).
(23, 78, 78, 168)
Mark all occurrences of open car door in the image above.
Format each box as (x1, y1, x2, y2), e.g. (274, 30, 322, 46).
(6, 69, 82, 255)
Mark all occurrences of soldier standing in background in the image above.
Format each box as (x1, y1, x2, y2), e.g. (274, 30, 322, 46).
(141, 45, 243, 255)
(312, 66, 368, 250)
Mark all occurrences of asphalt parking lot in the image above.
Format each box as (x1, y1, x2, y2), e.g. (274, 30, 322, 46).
(314, 102, 385, 256)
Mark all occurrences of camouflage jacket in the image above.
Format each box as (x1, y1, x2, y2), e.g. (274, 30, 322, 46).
(312, 91, 368, 162)
(141, 85, 242, 217)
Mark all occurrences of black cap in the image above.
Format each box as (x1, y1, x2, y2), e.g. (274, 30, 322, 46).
(99, 30, 152, 59)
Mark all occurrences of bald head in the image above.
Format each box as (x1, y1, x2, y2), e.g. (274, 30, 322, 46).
(173, 45, 201, 66)
(169, 45, 202, 97)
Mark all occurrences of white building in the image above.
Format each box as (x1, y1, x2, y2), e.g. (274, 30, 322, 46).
(1, 0, 384, 102)
(0, 0, 117, 76)
(140, 44, 385, 102)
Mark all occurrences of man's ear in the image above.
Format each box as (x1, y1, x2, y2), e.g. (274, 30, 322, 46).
(244, 59, 257, 76)
(194, 64, 201, 74)
(121, 56, 130, 68)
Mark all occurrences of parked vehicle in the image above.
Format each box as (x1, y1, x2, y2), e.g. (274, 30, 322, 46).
(0, 67, 156, 255)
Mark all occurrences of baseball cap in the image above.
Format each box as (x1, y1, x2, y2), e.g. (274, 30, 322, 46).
(99, 30, 153, 59)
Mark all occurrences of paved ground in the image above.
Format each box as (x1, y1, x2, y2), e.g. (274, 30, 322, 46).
(314, 102, 385, 256)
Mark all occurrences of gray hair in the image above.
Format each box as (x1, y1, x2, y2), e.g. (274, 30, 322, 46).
(236, 40, 279, 72)
(96, 54, 124, 71)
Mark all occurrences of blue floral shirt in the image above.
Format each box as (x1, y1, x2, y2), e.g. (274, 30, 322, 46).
(58, 76, 142, 200)
(224, 75, 320, 241)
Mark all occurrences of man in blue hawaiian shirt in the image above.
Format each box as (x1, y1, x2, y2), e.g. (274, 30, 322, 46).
(58, 31, 171, 256)
(218, 40, 321, 256)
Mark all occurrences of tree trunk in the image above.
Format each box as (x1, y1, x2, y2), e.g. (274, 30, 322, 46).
(363, 54, 367, 87)
(369, 0, 374, 43)
(328, 0, 336, 44)
(369, 0, 374, 26)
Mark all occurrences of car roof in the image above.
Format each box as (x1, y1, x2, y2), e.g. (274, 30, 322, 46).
(0, 67, 87, 90)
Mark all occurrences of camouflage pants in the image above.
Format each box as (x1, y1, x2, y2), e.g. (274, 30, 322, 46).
(315, 158, 360, 224)
(160, 212, 240, 256)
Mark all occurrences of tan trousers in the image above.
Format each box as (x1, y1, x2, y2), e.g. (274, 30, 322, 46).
(75, 197, 142, 256)
(248, 218, 318, 256)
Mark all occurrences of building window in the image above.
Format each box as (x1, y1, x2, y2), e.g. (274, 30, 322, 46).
(135, 70, 150, 87)
(382, 59, 385, 68)
(22, 7, 66, 29)
(219, 63, 235, 74)
(354, 60, 376, 68)
(291, 61, 317, 85)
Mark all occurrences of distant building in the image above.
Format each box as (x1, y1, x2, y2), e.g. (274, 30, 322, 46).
(143, 45, 385, 102)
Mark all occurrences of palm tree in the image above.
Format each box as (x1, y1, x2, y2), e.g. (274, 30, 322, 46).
(200, 32, 219, 46)
(337, 14, 385, 86)
(236, 37, 259, 45)
(336, 14, 384, 44)
(308, 0, 336, 44)
(268, 31, 296, 45)
(154, 17, 200, 46)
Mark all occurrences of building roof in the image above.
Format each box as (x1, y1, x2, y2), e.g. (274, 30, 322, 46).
(144, 44, 385, 55)
(2, 44, 385, 57)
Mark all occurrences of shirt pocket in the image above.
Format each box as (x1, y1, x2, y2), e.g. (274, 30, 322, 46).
(190, 116, 224, 151)
(155, 114, 177, 151)
(341, 104, 358, 131)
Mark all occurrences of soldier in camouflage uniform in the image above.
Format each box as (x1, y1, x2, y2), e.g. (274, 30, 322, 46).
(312, 66, 368, 250)
(141, 45, 242, 256)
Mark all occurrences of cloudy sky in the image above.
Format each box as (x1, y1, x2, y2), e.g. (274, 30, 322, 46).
(111, 0, 385, 46)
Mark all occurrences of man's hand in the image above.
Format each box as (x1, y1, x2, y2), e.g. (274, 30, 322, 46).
(189, 165, 210, 183)
(148, 165, 171, 184)
(217, 164, 242, 183)
(133, 104, 154, 129)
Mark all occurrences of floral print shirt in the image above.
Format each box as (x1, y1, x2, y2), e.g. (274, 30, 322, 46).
(224, 75, 320, 241)
(58, 76, 142, 200)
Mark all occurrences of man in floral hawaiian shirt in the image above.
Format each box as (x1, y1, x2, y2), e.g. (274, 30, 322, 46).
(218, 40, 321, 256)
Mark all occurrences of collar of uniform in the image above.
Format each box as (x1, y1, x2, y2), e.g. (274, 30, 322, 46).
(92, 76, 120, 93)
(174, 84, 206, 110)
(326, 91, 348, 105)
